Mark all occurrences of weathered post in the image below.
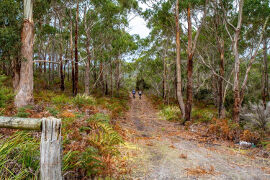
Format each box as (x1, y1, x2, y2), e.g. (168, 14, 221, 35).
(0, 116, 62, 180)
(40, 117, 62, 180)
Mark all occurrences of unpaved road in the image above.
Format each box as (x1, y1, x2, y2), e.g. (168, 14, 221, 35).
(118, 95, 270, 180)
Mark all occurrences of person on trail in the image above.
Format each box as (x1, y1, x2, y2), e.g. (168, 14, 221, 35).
(138, 90, 142, 99)
(132, 89, 136, 99)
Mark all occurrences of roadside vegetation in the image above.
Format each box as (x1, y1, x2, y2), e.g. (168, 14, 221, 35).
(0, 75, 130, 179)
(151, 94, 270, 152)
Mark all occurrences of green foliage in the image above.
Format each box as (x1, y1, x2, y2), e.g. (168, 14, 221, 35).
(192, 108, 215, 123)
(80, 147, 103, 176)
(72, 94, 96, 108)
(0, 0, 22, 60)
(62, 150, 81, 172)
(87, 112, 123, 151)
(194, 89, 212, 102)
(88, 113, 110, 123)
(46, 107, 59, 117)
(16, 106, 32, 118)
(0, 132, 40, 179)
(52, 94, 71, 106)
(159, 105, 181, 121)
(0, 75, 13, 108)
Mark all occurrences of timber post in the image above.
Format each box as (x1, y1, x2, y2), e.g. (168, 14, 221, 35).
(0, 116, 62, 180)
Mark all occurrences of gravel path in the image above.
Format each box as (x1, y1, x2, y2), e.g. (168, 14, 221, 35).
(118, 95, 270, 180)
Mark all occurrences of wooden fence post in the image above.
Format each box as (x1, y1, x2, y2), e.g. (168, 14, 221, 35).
(40, 117, 62, 180)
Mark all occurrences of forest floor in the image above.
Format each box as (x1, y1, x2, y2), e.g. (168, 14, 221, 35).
(117, 95, 270, 180)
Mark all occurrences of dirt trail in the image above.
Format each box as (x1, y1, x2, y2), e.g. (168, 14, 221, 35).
(118, 95, 270, 180)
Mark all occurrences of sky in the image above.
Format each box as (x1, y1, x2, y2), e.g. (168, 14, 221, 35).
(127, 2, 150, 39)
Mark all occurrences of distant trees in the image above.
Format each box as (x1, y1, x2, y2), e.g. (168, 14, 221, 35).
(136, 0, 270, 123)
(0, 0, 139, 108)
(0, 0, 269, 123)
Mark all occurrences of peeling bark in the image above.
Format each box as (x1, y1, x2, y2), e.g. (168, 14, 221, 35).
(15, 17, 34, 108)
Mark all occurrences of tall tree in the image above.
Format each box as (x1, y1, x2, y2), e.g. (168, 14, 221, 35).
(184, 0, 208, 123)
(15, 0, 34, 108)
(175, 0, 185, 118)
(74, 0, 79, 96)
(224, 0, 269, 122)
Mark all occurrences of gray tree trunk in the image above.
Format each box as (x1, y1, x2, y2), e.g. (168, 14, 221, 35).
(175, 0, 185, 118)
(15, 0, 34, 108)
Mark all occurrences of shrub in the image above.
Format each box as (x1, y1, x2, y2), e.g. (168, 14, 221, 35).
(207, 118, 241, 141)
(0, 87, 13, 108)
(159, 105, 181, 121)
(194, 89, 212, 101)
(73, 94, 96, 108)
(52, 94, 71, 105)
(0, 75, 13, 108)
(88, 113, 110, 123)
(46, 107, 59, 117)
(16, 107, 32, 118)
(240, 101, 270, 132)
(36, 90, 56, 102)
(192, 108, 214, 123)
(240, 130, 260, 144)
(80, 146, 103, 176)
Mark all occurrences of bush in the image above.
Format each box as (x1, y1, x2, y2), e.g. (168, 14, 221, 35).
(159, 105, 181, 121)
(52, 94, 71, 105)
(73, 94, 96, 108)
(0, 75, 13, 108)
(46, 107, 59, 117)
(16, 107, 31, 118)
(207, 118, 241, 141)
(194, 89, 212, 101)
(240, 101, 270, 132)
(192, 108, 214, 123)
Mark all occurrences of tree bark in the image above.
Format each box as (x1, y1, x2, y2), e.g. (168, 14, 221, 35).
(12, 57, 20, 92)
(15, 0, 34, 108)
(185, 5, 193, 122)
(115, 58, 121, 91)
(84, 49, 90, 95)
(110, 61, 113, 97)
(70, 9, 75, 96)
(218, 39, 226, 118)
(232, 0, 243, 122)
(262, 37, 269, 108)
(74, 0, 79, 96)
(175, 0, 185, 118)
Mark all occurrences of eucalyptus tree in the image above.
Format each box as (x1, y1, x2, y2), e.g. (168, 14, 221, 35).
(223, 0, 269, 122)
(242, 0, 270, 107)
(183, 0, 209, 123)
(14, 0, 34, 107)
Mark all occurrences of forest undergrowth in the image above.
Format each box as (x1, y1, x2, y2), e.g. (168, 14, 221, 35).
(0, 75, 130, 179)
(151, 94, 270, 156)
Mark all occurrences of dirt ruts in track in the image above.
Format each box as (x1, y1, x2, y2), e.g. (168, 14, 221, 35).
(119, 95, 270, 180)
